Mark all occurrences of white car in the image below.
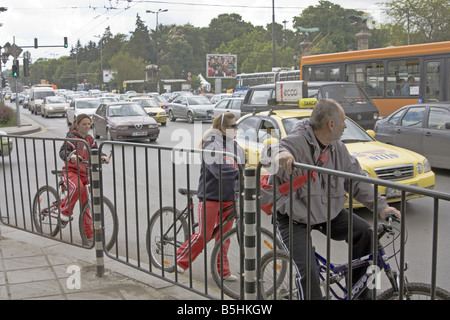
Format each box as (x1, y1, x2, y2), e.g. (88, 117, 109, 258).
(66, 97, 100, 126)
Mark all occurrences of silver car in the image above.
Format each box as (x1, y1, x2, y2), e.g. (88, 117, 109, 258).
(41, 96, 68, 118)
(167, 95, 214, 123)
(212, 97, 244, 119)
(374, 102, 450, 170)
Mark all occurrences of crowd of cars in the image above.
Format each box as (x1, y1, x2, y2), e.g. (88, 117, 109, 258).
(3, 82, 448, 206)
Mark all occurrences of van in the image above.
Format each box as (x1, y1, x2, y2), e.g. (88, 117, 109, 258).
(240, 81, 379, 130)
(30, 87, 56, 115)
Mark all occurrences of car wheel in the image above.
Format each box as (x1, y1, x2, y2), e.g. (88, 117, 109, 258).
(187, 111, 194, 123)
(93, 125, 100, 139)
(168, 110, 176, 121)
(161, 122, 167, 126)
(106, 129, 114, 141)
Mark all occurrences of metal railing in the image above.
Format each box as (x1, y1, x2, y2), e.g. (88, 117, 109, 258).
(0, 134, 98, 249)
(2, 133, 450, 300)
(251, 161, 450, 300)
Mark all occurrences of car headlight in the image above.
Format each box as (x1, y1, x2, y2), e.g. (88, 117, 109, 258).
(116, 126, 128, 131)
(362, 170, 371, 177)
(373, 112, 379, 120)
(423, 158, 431, 173)
(160, 111, 166, 115)
(148, 124, 158, 129)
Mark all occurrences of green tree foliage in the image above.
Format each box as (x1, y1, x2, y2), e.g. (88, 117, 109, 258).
(382, 0, 450, 44)
(22, 2, 445, 92)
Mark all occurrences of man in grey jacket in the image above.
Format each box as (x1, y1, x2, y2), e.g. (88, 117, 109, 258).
(263, 98, 401, 299)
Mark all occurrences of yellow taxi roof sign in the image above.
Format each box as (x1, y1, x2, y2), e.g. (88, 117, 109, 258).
(299, 98, 317, 108)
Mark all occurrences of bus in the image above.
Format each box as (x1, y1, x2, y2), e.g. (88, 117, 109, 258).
(299, 41, 450, 116)
(235, 72, 277, 91)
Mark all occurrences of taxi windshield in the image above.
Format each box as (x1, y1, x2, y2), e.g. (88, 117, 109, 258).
(282, 117, 373, 143)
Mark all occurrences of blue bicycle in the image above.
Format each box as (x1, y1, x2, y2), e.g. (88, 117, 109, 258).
(259, 214, 450, 300)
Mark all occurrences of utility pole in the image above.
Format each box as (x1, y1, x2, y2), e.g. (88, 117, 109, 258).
(146, 9, 168, 93)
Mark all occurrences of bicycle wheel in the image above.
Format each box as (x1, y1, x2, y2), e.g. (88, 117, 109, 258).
(259, 250, 300, 300)
(210, 226, 284, 300)
(32, 186, 61, 237)
(378, 282, 450, 300)
(79, 197, 118, 251)
(147, 206, 189, 273)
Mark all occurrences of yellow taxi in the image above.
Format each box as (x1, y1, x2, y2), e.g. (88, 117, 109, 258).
(235, 99, 435, 208)
(127, 97, 167, 126)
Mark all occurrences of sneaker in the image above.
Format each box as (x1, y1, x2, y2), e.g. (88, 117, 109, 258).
(223, 274, 238, 282)
(60, 214, 71, 222)
(177, 266, 185, 274)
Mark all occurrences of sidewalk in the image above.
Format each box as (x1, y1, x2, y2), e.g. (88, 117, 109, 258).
(0, 111, 42, 136)
(0, 225, 208, 300)
(0, 114, 210, 300)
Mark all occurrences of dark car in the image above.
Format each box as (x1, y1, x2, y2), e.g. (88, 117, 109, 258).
(307, 81, 379, 130)
(92, 102, 160, 142)
(240, 81, 379, 130)
(374, 102, 450, 170)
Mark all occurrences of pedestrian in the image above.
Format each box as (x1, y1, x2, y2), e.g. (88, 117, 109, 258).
(262, 98, 401, 299)
(176, 113, 245, 280)
(58, 113, 110, 240)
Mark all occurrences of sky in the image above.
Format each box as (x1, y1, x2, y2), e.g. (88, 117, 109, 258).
(0, 0, 385, 68)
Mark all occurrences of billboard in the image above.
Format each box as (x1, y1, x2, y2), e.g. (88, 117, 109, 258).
(206, 54, 237, 79)
(103, 70, 116, 83)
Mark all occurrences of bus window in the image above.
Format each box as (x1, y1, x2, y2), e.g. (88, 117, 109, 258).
(345, 61, 384, 97)
(425, 61, 441, 102)
(329, 67, 340, 81)
(388, 59, 420, 97)
(313, 68, 325, 81)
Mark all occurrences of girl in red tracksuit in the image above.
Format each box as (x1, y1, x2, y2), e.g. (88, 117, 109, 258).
(58, 113, 109, 239)
(176, 113, 245, 281)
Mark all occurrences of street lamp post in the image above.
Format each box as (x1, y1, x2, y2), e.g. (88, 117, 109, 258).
(146, 9, 168, 93)
(94, 35, 103, 89)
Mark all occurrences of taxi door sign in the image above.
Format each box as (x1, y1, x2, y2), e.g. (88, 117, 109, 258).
(276, 81, 307, 104)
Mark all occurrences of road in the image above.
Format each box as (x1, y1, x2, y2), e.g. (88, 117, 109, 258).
(8, 103, 450, 296)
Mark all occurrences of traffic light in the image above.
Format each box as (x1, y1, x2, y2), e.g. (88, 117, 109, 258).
(34, 38, 38, 49)
(64, 37, 68, 48)
(12, 60, 19, 77)
(23, 58, 30, 77)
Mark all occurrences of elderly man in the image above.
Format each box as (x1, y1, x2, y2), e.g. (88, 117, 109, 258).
(262, 98, 401, 300)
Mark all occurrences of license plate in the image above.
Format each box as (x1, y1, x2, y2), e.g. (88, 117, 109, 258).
(132, 131, 147, 136)
(386, 184, 417, 198)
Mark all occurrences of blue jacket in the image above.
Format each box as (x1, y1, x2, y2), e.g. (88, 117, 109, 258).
(197, 130, 246, 202)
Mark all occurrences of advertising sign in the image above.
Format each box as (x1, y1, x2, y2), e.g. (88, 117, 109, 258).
(206, 54, 237, 79)
(103, 70, 116, 83)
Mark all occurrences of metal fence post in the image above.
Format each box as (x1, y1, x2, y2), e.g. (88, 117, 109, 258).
(91, 149, 105, 277)
(244, 167, 257, 299)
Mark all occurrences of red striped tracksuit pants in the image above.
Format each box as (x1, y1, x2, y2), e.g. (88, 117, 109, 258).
(59, 171, 93, 239)
(177, 200, 234, 276)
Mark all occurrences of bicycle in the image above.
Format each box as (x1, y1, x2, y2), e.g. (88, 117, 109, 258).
(146, 187, 284, 300)
(259, 214, 450, 300)
(31, 156, 118, 251)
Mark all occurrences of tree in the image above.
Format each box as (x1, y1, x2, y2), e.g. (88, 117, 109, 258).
(205, 13, 255, 51)
(109, 51, 147, 91)
(126, 14, 153, 61)
(293, 0, 364, 54)
(382, 0, 450, 44)
(189, 75, 202, 92)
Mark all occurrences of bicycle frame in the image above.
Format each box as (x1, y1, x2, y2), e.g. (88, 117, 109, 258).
(315, 226, 400, 300)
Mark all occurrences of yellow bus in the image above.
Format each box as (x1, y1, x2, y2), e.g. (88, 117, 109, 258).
(299, 41, 450, 116)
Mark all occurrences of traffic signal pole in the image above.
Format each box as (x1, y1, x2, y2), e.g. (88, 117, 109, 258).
(3, 36, 68, 127)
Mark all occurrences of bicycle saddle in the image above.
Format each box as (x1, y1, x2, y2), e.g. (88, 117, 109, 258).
(178, 188, 198, 197)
